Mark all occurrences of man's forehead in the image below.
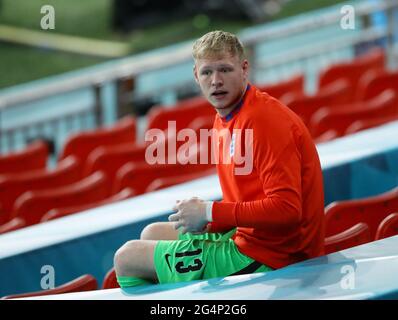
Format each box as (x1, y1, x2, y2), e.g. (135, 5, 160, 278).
(195, 55, 239, 69)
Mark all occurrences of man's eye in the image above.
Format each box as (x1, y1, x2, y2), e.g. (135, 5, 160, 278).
(202, 70, 211, 76)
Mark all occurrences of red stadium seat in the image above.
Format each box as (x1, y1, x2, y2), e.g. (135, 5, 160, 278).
(83, 143, 148, 179)
(83, 127, 180, 183)
(102, 267, 119, 289)
(10, 171, 109, 226)
(0, 217, 26, 234)
(1, 274, 98, 299)
(285, 79, 351, 127)
(355, 69, 398, 101)
(375, 213, 398, 240)
(325, 186, 398, 238)
(146, 168, 217, 192)
(113, 143, 214, 195)
(345, 114, 398, 135)
(188, 115, 215, 132)
(257, 74, 304, 99)
(0, 156, 81, 224)
(146, 96, 214, 133)
(58, 115, 136, 165)
(40, 187, 135, 222)
(310, 89, 398, 138)
(114, 161, 214, 195)
(319, 48, 385, 102)
(0, 140, 48, 175)
(313, 129, 339, 144)
(325, 222, 371, 254)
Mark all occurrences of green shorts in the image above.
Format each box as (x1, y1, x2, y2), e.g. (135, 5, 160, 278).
(153, 229, 273, 284)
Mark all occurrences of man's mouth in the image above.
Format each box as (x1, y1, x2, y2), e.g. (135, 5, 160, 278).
(212, 90, 228, 99)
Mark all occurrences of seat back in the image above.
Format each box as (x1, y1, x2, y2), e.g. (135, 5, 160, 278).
(114, 143, 214, 195)
(325, 222, 371, 254)
(102, 268, 119, 289)
(0, 217, 26, 235)
(356, 69, 398, 101)
(0, 141, 48, 175)
(325, 186, 398, 238)
(310, 89, 398, 138)
(146, 168, 217, 192)
(313, 129, 339, 144)
(146, 97, 214, 133)
(285, 79, 351, 126)
(0, 156, 81, 224)
(84, 126, 180, 184)
(1, 274, 98, 299)
(59, 116, 136, 164)
(188, 115, 215, 132)
(319, 48, 385, 101)
(41, 187, 135, 222)
(375, 213, 398, 240)
(12, 171, 109, 226)
(345, 114, 398, 135)
(257, 74, 304, 99)
(83, 143, 148, 179)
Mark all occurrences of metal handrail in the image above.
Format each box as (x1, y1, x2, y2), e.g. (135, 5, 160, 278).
(257, 26, 389, 69)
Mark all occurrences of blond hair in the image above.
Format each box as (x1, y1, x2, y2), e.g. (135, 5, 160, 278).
(192, 30, 245, 61)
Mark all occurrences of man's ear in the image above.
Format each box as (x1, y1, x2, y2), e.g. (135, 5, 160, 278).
(193, 65, 199, 84)
(242, 59, 249, 80)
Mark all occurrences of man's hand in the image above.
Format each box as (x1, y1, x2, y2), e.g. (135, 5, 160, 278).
(168, 197, 209, 234)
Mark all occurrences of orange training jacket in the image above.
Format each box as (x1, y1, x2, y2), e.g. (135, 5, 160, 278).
(209, 84, 325, 269)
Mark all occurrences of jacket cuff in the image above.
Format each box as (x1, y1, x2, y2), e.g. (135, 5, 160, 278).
(212, 201, 237, 226)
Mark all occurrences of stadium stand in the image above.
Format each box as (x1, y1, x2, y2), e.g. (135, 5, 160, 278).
(0, 140, 49, 175)
(375, 213, 398, 240)
(9, 171, 110, 227)
(13, 235, 398, 300)
(324, 222, 372, 254)
(0, 156, 81, 225)
(325, 186, 398, 238)
(1, 274, 97, 299)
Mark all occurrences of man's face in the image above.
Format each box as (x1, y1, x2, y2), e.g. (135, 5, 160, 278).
(194, 53, 249, 116)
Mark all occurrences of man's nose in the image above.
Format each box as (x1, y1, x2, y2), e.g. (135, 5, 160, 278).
(211, 72, 223, 87)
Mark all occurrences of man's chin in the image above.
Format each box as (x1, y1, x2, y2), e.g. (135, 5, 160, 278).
(211, 101, 230, 110)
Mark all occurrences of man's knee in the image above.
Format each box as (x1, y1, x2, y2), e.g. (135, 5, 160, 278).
(114, 240, 158, 279)
(140, 223, 160, 240)
(140, 222, 178, 240)
(114, 240, 141, 275)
